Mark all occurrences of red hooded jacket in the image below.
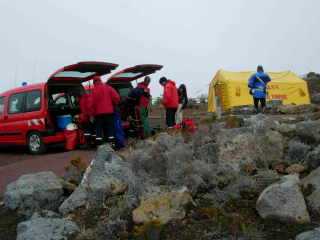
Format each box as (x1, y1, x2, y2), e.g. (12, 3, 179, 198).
(79, 93, 93, 123)
(92, 78, 120, 115)
(137, 82, 151, 108)
(162, 80, 179, 108)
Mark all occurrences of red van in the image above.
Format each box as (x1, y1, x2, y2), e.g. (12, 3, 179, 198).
(0, 61, 118, 154)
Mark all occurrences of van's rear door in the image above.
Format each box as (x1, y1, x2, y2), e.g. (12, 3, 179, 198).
(48, 61, 119, 84)
(107, 64, 163, 83)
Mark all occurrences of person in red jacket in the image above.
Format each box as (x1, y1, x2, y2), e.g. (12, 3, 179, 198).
(91, 76, 120, 145)
(78, 91, 94, 145)
(159, 77, 179, 127)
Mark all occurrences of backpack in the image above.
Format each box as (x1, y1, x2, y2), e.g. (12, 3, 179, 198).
(127, 87, 144, 105)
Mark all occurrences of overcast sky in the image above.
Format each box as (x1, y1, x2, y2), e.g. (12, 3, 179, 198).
(0, 0, 319, 97)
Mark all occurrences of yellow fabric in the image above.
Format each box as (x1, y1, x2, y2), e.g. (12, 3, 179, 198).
(208, 70, 311, 112)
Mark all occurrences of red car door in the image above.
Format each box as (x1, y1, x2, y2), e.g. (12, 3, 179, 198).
(0, 96, 6, 144)
(2, 92, 28, 144)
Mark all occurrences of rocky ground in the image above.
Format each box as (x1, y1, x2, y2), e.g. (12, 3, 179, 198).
(1, 73, 320, 240)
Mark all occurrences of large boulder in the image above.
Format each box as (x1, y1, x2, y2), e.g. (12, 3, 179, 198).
(274, 123, 297, 137)
(17, 216, 79, 240)
(256, 175, 310, 223)
(216, 128, 284, 171)
(4, 172, 63, 217)
(286, 140, 311, 164)
(129, 133, 215, 196)
(305, 146, 320, 169)
(244, 114, 278, 132)
(278, 104, 317, 115)
(254, 170, 281, 192)
(302, 167, 320, 216)
(296, 228, 320, 240)
(59, 145, 140, 215)
(296, 120, 320, 143)
(132, 188, 193, 225)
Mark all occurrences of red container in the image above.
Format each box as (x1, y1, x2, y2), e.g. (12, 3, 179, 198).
(64, 130, 78, 151)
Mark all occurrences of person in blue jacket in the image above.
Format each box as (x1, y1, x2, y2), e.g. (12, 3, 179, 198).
(248, 65, 271, 113)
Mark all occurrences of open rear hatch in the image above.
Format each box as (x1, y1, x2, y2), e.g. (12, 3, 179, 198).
(46, 61, 118, 131)
(48, 61, 119, 85)
(107, 64, 163, 83)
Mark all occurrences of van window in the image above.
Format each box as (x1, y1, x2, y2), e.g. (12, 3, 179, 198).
(26, 90, 41, 112)
(0, 97, 4, 115)
(9, 93, 25, 114)
(53, 94, 67, 105)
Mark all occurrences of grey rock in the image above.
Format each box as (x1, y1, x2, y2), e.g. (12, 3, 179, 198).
(192, 128, 214, 150)
(245, 114, 277, 133)
(302, 167, 320, 191)
(296, 120, 320, 143)
(256, 175, 310, 223)
(194, 142, 218, 164)
(254, 170, 281, 192)
(31, 210, 60, 219)
(156, 132, 184, 151)
(311, 93, 320, 104)
(63, 165, 84, 186)
(17, 217, 79, 240)
(59, 145, 140, 215)
(302, 167, 320, 216)
(224, 175, 258, 200)
(4, 171, 63, 217)
(96, 219, 128, 240)
(216, 128, 284, 171)
(296, 228, 320, 240)
(275, 123, 297, 136)
(166, 144, 194, 185)
(287, 140, 311, 164)
(278, 104, 317, 114)
(305, 146, 320, 169)
(130, 139, 215, 196)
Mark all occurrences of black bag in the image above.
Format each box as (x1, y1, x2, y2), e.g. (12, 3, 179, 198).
(127, 87, 143, 105)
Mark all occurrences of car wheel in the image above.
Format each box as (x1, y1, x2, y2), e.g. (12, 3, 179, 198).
(27, 132, 47, 154)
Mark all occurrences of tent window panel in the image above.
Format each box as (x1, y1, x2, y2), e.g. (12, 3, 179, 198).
(236, 87, 241, 97)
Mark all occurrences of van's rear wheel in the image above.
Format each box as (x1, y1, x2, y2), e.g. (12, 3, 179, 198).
(27, 132, 47, 154)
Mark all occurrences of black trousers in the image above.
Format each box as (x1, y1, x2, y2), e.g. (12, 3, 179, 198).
(166, 108, 177, 127)
(254, 98, 266, 110)
(95, 114, 115, 143)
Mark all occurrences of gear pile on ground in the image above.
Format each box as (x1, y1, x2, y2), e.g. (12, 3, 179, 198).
(2, 105, 320, 239)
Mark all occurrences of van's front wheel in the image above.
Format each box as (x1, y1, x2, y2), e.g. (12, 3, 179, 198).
(27, 132, 47, 154)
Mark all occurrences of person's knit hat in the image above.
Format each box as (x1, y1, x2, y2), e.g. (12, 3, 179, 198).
(159, 77, 167, 84)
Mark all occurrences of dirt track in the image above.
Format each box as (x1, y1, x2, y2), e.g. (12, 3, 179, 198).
(0, 146, 95, 196)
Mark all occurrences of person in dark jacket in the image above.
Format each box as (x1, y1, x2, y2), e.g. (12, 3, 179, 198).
(126, 77, 151, 138)
(248, 65, 271, 113)
(176, 84, 188, 124)
(137, 77, 152, 138)
(159, 77, 179, 128)
(91, 76, 120, 145)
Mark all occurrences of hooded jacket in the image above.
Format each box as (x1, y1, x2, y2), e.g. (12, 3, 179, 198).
(137, 82, 151, 108)
(79, 93, 93, 123)
(92, 78, 120, 115)
(162, 80, 179, 108)
(248, 72, 271, 99)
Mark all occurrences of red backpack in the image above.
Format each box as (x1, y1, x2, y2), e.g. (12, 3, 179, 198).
(174, 118, 197, 133)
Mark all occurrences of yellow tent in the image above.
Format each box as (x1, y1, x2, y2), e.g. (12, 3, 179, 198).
(208, 70, 310, 112)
